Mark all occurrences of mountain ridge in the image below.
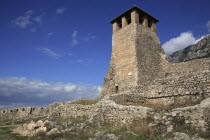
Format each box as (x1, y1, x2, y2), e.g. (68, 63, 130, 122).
(168, 35, 210, 63)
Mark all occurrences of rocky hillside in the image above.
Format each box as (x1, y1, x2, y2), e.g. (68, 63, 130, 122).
(168, 35, 210, 63)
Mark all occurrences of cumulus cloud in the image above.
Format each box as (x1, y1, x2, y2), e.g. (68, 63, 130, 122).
(39, 48, 61, 59)
(207, 21, 210, 33)
(162, 32, 205, 55)
(0, 77, 100, 110)
(56, 8, 67, 14)
(11, 10, 43, 31)
(71, 30, 78, 46)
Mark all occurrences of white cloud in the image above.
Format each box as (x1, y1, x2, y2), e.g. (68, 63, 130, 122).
(85, 33, 96, 42)
(11, 10, 33, 29)
(11, 10, 43, 31)
(56, 8, 67, 14)
(71, 30, 78, 46)
(47, 32, 54, 36)
(39, 48, 61, 59)
(33, 15, 42, 24)
(162, 32, 206, 55)
(0, 77, 100, 110)
(207, 21, 210, 33)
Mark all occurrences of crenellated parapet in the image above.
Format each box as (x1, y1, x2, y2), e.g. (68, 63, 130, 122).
(110, 6, 158, 33)
(0, 107, 49, 121)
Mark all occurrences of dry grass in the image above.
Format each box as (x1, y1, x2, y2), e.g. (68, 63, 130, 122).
(70, 99, 100, 105)
(129, 120, 155, 137)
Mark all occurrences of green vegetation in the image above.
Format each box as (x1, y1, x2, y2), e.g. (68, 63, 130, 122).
(0, 126, 28, 140)
(0, 117, 209, 140)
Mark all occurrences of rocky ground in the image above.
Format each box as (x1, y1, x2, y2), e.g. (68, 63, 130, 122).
(0, 99, 209, 140)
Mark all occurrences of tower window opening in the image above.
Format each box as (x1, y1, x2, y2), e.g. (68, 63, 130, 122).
(148, 19, 152, 28)
(139, 15, 144, 24)
(117, 20, 122, 29)
(125, 15, 131, 25)
(115, 86, 119, 94)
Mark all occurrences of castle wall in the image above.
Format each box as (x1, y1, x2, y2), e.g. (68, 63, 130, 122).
(48, 100, 153, 124)
(109, 67, 210, 107)
(163, 58, 210, 76)
(0, 107, 48, 121)
(144, 70, 210, 106)
(0, 100, 153, 124)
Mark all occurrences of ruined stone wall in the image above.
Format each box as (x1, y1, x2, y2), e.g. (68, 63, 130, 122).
(0, 107, 48, 121)
(48, 101, 97, 118)
(109, 69, 210, 107)
(162, 58, 210, 77)
(1, 97, 209, 132)
(48, 99, 153, 124)
(144, 70, 210, 106)
(0, 99, 153, 124)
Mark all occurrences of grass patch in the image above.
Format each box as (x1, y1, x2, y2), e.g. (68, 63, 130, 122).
(70, 99, 100, 105)
(129, 120, 157, 138)
(0, 120, 13, 126)
(99, 122, 127, 135)
(96, 119, 160, 139)
(15, 136, 28, 140)
(119, 135, 163, 140)
(0, 126, 28, 140)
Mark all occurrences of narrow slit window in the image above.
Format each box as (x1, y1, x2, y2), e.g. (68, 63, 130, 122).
(117, 20, 122, 29)
(139, 15, 144, 24)
(126, 15, 131, 25)
(115, 86, 119, 94)
(148, 19, 152, 28)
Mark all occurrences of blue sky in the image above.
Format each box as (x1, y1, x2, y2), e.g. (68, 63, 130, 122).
(0, 0, 210, 109)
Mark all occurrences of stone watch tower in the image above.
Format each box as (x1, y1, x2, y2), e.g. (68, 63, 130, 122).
(100, 6, 165, 97)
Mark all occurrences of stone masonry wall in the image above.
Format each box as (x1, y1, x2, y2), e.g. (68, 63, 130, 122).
(135, 24, 164, 86)
(0, 97, 209, 132)
(100, 23, 165, 97)
(0, 107, 48, 121)
(100, 23, 139, 97)
(144, 70, 210, 106)
(0, 99, 153, 124)
(108, 69, 210, 107)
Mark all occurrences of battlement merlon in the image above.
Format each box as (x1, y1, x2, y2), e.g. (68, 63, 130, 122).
(110, 6, 159, 33)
